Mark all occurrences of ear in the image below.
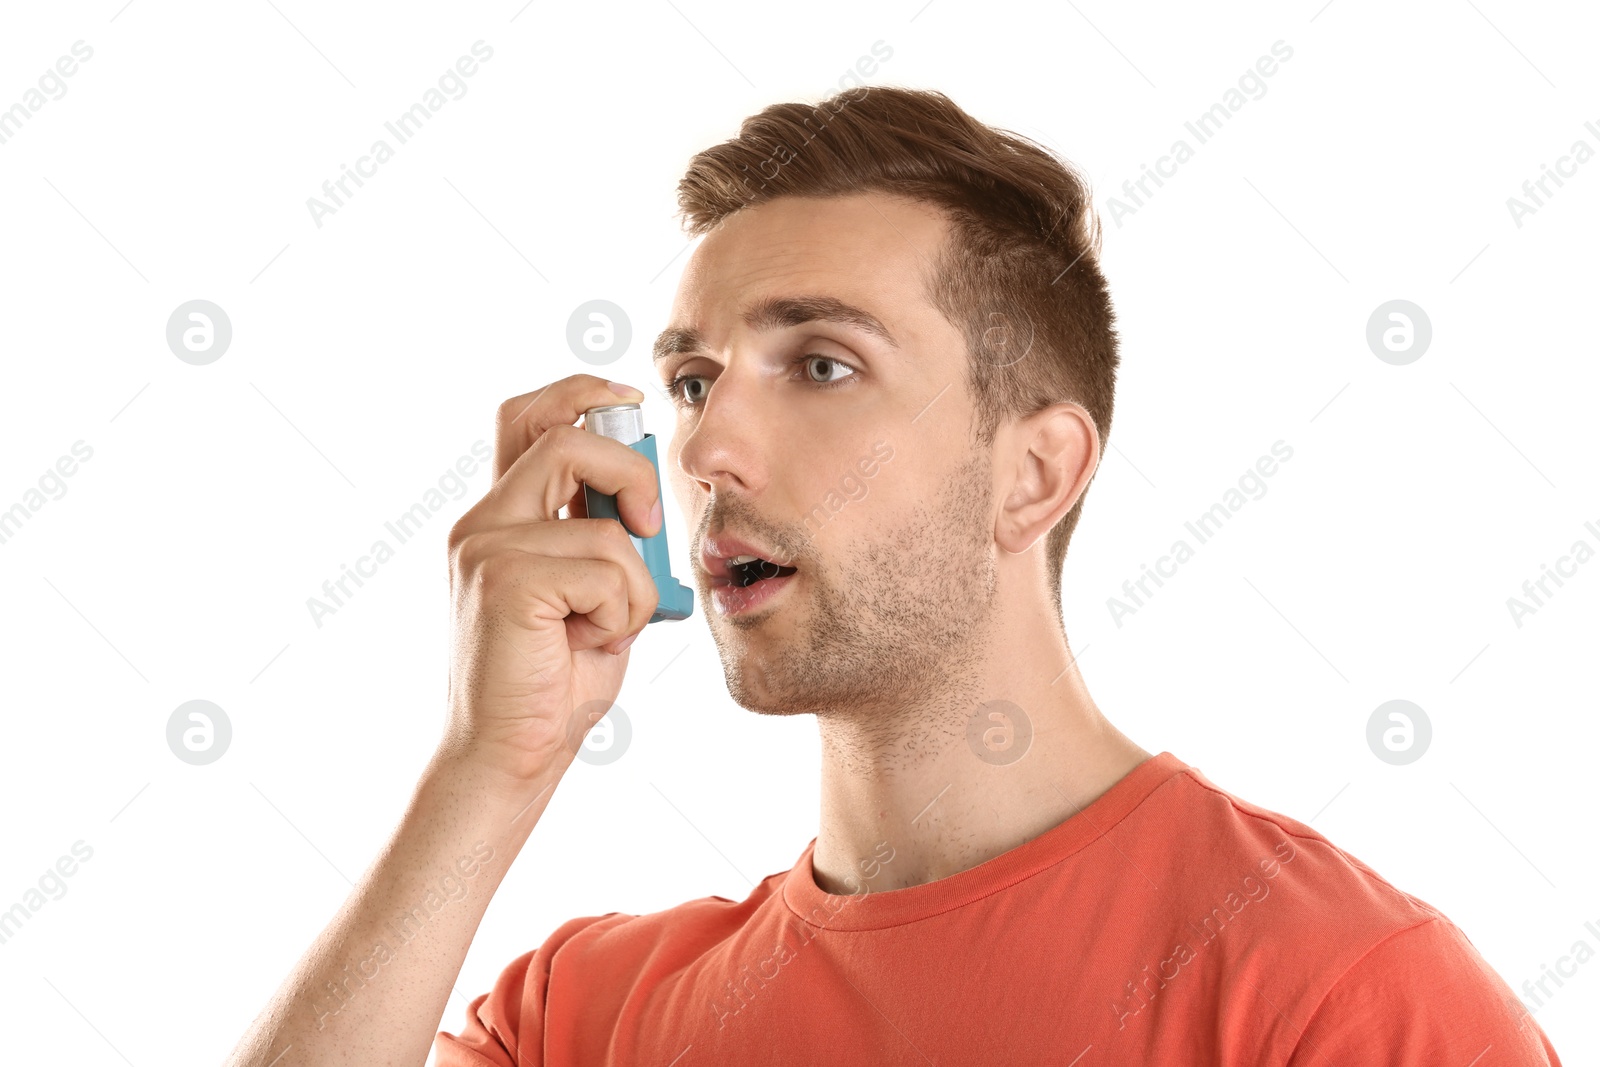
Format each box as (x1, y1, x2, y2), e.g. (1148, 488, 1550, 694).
(994, 403, 1100, 556)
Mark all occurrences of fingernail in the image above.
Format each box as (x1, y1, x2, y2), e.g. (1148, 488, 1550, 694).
(608, 380, 642, 397)
(616, 632, 640, 653)
(649, 498, 663, 531)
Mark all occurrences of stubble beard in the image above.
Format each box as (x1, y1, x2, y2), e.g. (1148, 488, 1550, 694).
(713, 449, 1001, 772)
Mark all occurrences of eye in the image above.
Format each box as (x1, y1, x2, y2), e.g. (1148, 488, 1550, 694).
(800, 354, 858, 387)
(663, 373, 711, 406)
(662, 354, 858, 408)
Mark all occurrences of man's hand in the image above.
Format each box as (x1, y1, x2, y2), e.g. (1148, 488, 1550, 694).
(224, 374, 666, 1067)
(441, 374, 663, 790)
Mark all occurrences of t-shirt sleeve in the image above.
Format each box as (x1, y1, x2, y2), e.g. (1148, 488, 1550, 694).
(433, 914, 619, 1067)
(1286, 916, 1563, 1066)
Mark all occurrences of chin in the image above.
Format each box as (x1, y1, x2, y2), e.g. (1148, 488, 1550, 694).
(718, 655, 800, 717)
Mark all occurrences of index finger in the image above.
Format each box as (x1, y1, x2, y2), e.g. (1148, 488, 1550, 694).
(494, 375, 646, 482)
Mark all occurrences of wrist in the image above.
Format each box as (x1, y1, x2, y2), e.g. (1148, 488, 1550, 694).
(424, 737, 571, 821)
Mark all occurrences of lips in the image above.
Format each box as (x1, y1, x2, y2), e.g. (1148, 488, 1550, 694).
(698, 532, 797, 582)
(711, 569, 796, 616)
(698, 530, 800, 617)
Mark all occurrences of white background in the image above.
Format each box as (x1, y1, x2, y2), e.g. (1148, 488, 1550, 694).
(1, 0, 1595, 1062)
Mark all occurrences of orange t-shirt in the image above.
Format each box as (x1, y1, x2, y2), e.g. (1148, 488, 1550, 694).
(435, 751, 1563, 1065)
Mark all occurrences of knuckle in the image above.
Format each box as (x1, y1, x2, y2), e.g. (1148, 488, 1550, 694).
(610, 559, 633, 600)
(473, 551, 521, 598)
(449, 529, 513, 591)
(496, 388, 548, 432)
(447, 524, 477, 564)
(600, 516, 634, 549)
(495, 394, 527, 427)
(446, 515, 477, 554)
(534, 423, 578, 460)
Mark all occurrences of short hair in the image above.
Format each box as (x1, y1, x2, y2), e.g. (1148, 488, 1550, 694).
(676, 86, 1119, 618)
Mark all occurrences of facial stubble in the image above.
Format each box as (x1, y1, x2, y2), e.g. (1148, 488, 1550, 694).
(709, 447, 1001, 764)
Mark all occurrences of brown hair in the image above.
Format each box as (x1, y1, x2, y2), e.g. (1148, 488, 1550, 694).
(676, 86, 1118, 619)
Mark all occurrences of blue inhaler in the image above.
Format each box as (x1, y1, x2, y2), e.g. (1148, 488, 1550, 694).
(582, 403, 694, 624)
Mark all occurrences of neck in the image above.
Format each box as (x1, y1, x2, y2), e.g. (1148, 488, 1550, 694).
(810, 603, 1150, 895)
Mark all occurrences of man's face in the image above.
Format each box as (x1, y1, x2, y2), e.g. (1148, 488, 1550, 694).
(657, 193, 1002, 719)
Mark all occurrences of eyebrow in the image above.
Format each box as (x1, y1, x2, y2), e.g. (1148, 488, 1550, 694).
(652, 295, 899, 363)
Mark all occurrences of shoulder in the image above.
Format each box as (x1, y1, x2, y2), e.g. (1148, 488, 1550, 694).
(1143, 765, 1561, 1062)
(500, 868, 793, 995)
(1148, 764, 1447, 940)
(435, 873, 791, 1066)
(1284, 916, 1563, 1065)
(548, 872, 789, 968)
(1127, 766, 1449, 989)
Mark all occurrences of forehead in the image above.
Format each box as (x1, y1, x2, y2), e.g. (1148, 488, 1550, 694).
(669, 193, 952, 331)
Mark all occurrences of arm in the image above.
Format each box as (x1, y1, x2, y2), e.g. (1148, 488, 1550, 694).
(223, 749, 562, 1066)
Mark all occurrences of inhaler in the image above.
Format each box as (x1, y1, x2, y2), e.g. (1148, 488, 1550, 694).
(582, 403, 695, 624)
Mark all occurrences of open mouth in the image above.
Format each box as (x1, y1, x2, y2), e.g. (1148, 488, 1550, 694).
(712, 556, 799, 618)
(726, 554, 799, 588)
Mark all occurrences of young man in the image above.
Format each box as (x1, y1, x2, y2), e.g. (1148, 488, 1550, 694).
(226, 88, 1562, 1066)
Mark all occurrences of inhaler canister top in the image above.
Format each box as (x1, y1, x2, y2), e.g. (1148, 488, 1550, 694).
(585, 403, 645, 446)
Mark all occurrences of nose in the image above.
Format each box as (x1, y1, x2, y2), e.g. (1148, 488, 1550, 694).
(674, 362, 767, 499)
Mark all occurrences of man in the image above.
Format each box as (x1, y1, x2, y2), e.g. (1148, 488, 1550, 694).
(226, 87, 1562, 1065)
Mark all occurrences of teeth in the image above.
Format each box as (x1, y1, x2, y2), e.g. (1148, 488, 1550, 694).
(727, 554, 762, 565)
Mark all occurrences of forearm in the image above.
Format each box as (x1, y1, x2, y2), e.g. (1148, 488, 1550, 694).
(225, 747, 564, 1067)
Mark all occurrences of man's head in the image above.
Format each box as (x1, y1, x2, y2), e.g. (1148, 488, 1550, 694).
(656, 87, 1118, 722)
